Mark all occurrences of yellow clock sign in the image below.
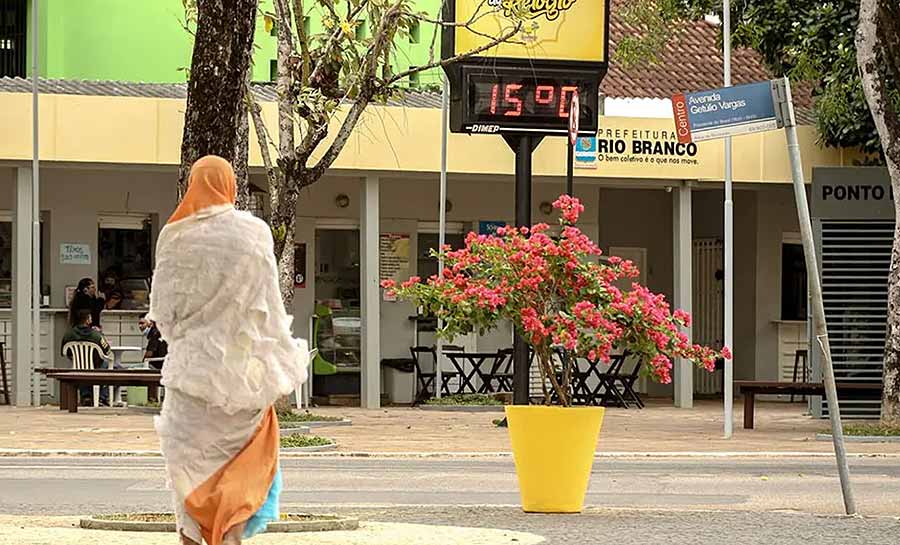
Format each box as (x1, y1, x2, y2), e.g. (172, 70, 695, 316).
(448, 0, 608, 64)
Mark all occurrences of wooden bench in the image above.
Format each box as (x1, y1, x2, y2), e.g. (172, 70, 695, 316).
(37, 369, 162, 413)
(735, 380, 883, 429)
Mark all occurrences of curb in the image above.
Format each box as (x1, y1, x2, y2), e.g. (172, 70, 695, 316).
(80, 513, 358, 533)
(279, 426, 311, 437)
(3, 448, 900, 459)
(816, 434, 900, 443)
(303, 419, 352, 428)
(127, 406, 161, 415)
(418, 405, 505, 413)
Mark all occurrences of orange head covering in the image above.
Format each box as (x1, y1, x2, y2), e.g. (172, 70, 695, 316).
(168, 155, 237, 224)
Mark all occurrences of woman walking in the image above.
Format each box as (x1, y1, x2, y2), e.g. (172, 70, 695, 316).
(150, 155, 308, 545)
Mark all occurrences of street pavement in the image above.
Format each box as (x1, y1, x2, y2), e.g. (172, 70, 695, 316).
(1, 456, 898, 544)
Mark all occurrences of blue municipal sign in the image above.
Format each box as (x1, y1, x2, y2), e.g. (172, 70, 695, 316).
(672, 81, 782, 143)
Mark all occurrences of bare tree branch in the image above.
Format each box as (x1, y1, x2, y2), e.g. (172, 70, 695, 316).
(246, 89, 279, 189)
(385, 20, 523, 87)
(293, 0, 312, 83)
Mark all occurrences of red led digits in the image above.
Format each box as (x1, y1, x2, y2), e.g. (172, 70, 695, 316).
(504, 83, 523, 116)
(535, 85, 555, 106)
(490, 84, 499, 115)
(558, 86, 578, 118)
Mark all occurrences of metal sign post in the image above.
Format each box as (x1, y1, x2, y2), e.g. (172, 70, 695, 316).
(673, 77, 856, 515)
(567, 92, 580, 196)
(773, 77, 857, 516)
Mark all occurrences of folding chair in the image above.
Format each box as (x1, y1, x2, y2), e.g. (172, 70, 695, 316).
(62, 341, 112, 408)
(0, 342, 10, 406)
(606, 352, 644, 409)
(596, 352, 630, 408)
(410, 346, 458, 402)
(486, 348, 515, 392)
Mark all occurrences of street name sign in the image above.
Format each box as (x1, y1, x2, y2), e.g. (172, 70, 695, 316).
(672, 81, 783, 143)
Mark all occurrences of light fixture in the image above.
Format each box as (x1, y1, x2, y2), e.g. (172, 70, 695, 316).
(335, 194, 350, 208)
(539, 201, 553, 215)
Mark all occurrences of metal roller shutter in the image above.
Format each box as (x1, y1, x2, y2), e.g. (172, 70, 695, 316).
(816, 220, 892, 419)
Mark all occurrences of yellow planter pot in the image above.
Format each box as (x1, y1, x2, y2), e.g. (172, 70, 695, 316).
(505, 405, 605, 513)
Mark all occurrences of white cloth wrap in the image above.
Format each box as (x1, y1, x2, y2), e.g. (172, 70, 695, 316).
(155, 389, 264, 543)
(148, 206, 309, 415)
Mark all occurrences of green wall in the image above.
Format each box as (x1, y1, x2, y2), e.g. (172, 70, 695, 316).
(28, 0, 442, 86)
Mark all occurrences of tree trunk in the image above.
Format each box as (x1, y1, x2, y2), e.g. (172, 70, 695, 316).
(271, 192, 299, 308)
(233, 75, 252, 210)
(178, 0, 259, 198)
(857, 0, 900, 426)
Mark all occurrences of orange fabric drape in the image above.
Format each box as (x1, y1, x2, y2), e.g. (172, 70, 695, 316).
(185, 407, 280, 545)
(168, 155, 237, 224)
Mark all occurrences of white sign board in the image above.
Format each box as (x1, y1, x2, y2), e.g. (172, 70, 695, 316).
(60, 243, 92, 265)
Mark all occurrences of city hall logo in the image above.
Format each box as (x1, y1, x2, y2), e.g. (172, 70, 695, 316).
(488, 0, 578, 21)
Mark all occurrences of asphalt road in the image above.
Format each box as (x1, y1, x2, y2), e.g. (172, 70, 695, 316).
(1, 456, 898, 544)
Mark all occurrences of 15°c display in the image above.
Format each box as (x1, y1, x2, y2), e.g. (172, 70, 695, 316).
(462, 69, 598, 134)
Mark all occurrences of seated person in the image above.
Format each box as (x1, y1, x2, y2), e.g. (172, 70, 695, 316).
(61, 309, 112, 406)
(140, 316, 167, 403)
(139, 316, 167, 369)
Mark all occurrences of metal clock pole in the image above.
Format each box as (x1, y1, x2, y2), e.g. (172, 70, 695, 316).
(504, 134, 543, 405)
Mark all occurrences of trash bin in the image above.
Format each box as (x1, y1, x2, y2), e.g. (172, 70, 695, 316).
(126, 386, 148, 406)
(381, 358, 415, 405)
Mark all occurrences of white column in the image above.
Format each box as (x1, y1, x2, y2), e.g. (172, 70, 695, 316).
(12, 168, 34, 406)
(673, 182, 693, 408)
(360, 176, 381, 409)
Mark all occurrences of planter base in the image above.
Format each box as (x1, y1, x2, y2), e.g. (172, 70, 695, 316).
(505, 406, 604, 513)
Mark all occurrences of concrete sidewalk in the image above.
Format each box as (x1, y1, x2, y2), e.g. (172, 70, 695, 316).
(0, 516, 542, 545)
(1, 399, 899, 455)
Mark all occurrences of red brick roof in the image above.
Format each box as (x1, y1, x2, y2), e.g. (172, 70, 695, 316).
(602, 0, 813, 116)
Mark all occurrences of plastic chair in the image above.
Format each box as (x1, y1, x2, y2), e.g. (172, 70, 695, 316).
(63, 341, 112, 408)
(310, 304, 338, 376)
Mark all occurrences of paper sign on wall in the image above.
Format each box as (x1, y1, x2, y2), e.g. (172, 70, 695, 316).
(379, 234, 411, 301)
(60, 243, 91, 265)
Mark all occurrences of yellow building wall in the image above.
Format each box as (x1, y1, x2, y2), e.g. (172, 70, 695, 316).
(0, 92, 858, 183)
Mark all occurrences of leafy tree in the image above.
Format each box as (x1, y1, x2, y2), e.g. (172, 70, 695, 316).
(622, 0, 900, 424)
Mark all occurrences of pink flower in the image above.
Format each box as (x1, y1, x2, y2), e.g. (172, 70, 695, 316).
(401, 276, 421, 289)
(380, 279, 396, 289)
(721, 346, 733, 360)
(673, 309, 692, 327)
(552, 194, 585, 224)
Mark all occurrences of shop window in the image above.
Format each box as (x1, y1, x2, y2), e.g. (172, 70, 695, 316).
(303, 16, 311, 36)
(269, 59, 277, 82)
(417, 223, 467, 282)
(408, 69, 419, 88)
(409, 21, 420, 43)
(98, 214, 154, 311)
(314, 228, 361, 371)
(781, 242, 807, 321)
(0, 220, 11, 306)
(0, 0, 26, 78)
(355, 20, 367, 40)
(0, 215, 48, 307)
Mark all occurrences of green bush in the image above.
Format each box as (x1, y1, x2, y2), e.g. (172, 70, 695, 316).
(835, 424, 900, 437)
(423, 394, 503, 406)
(279, 434, 333, 448)
(277, 409, 344, 423)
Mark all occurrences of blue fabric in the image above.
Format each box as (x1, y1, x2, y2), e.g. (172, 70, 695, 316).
(242, 463, 282, 538)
